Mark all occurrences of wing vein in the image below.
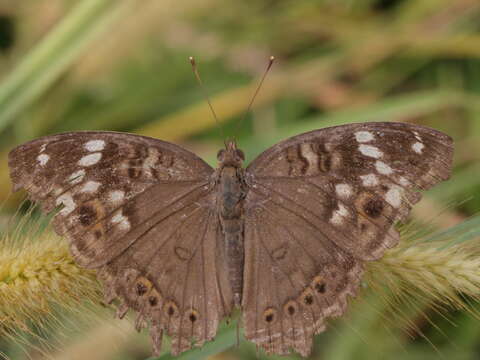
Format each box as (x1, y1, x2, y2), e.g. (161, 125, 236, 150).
(250, 185, 367, 259)
(176, 211, 212, 354)
(256, 210, 320, 334)
(254, 179, 399, 254)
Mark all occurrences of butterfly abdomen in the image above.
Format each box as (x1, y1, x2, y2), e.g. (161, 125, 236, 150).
(218, 165, 246, 307)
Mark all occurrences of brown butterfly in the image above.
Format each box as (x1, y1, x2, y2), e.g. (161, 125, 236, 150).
(8, 121, 453, 357)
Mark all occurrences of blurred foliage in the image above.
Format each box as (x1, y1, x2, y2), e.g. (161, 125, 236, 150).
(0, 0, 480, 359)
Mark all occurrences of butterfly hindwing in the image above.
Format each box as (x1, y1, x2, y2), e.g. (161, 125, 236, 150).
(99, 192, 233, 355)
(243, 122, 453, 356)
(243, 189, 362, 355)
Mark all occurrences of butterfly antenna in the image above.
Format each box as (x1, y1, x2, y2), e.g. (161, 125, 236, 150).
(189, 56, 225, 141)
(233, 56, 275, 138)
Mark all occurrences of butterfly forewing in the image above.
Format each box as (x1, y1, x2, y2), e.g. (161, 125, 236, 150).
(9, 132, 213, 266)
(243, 122, 453, 356)
(8, 131, 233, 355)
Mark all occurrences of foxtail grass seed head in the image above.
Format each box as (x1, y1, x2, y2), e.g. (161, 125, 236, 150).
(0, 225, 101, 342)
(1, 210, 480, 357)
(368, 219, 480, 314)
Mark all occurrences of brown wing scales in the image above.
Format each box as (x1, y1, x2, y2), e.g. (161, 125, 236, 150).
(243, 198, 362, 355)
(8, 132, 213, 267)
(100, 203, 233, 355)
(8, 123, 454, 357)
(8, 132, 233, 356)
(253, 177, 402, 260)
(243, 122, 453, 356)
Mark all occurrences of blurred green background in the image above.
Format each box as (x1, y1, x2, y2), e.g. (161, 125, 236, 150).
(1, 0, 480, 359)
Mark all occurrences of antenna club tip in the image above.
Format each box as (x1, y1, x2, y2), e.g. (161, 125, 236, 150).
(189, 56, 195, 65)
(267, 56, 275, 70)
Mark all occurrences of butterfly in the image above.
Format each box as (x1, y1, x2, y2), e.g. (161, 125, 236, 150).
(8, 122, 453, 357)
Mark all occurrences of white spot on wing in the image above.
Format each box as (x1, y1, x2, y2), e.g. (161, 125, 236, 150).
(359, 144, 383, 159)
(80, 181, 101, 193)
(330, 213, 343, 225)
(412, 142, 424, 154)
(386, 186, 402, 208)
(413, 131, 422, 141)
(78, 153, 102, 167)
(68, 169, 86, 185)
(108, 190, 125, 204)
(111, 213, 123, 223)
(335, 183, 352, 199)
(355, 131, 374, 143)
(360, 174, 379, 187)
(111, 212, 131, 231)
(375, 161, 393, 175)
(37, 153, 50, 166)
(84, 140, 105, 152)
(119, 220, 131, 231)
(56, 193, 76, 216)
(144, 147, 160, 177)
(338, 204, 349, 216)
(300, 143, 319, 175)
(399, 176, 410, 186)
(330, 203, 349, 225)
(297, 186, 307, 194)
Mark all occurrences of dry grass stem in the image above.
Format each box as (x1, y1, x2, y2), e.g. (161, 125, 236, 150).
(0, 229, 100, 342)
(369, 226, 480, 313)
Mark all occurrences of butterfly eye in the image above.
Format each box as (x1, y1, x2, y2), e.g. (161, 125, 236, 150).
(235, 149, 245, 161)
(217, 149, 226, 161)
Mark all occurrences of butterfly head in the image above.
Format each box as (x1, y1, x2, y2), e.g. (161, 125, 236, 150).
(217, 140, 245, 168)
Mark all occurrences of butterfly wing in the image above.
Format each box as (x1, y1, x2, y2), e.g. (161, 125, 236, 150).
(242, 122, 453, 356)
(8, 132, 233, 355)
(99, 190, 234, 355)
(9, 131, 212, 266)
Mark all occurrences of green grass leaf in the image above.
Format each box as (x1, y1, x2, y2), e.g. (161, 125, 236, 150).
(146, 321, 237, 360)
(0, 0, 132, 135)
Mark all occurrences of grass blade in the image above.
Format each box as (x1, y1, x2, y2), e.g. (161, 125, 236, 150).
(0, 0, 131, 133)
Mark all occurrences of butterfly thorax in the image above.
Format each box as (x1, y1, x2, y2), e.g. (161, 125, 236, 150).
(217, 142, 247, 307)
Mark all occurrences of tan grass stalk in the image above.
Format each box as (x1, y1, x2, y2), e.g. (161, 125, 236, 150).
(0, 230, 100, 341)
(369, 233, 480, 313)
